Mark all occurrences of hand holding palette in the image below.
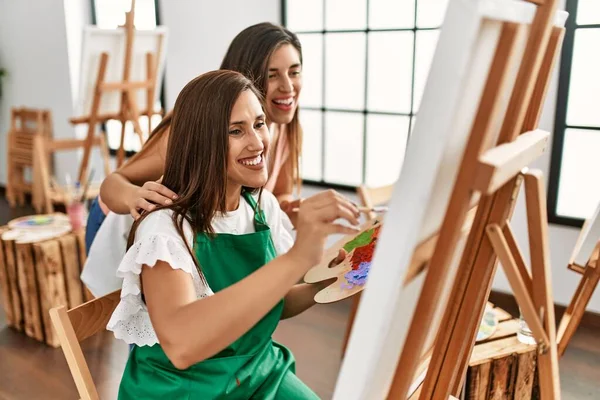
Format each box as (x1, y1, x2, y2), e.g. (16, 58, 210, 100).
(304, 218, 383, 303)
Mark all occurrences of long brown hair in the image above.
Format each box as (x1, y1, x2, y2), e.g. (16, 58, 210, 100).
(220, 22, 303, 194)
(121, 111, 173, 166)
(127, 71, 264, 272)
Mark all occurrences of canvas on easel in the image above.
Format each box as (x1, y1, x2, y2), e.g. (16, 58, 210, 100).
(331, 1, 567, 399)
(557, 199, 600, 356)
(71, 0, 167, 182)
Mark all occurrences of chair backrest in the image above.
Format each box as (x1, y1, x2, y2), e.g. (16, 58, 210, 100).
(10, 107, 53, 137)
(49, 290, 121, 400)
(356, 184, 395, 220)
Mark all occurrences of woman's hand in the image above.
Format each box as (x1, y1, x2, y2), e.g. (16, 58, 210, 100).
(288, 190, 360, 269)
(126, 177, 179, 219)
(280, 198, 302, 227)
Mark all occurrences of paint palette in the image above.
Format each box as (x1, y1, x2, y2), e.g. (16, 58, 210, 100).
(8, 214, 70, 230)
(476, 306, 499, 342)
(304, 218, 383, 304)
(3, 213, 73, 244)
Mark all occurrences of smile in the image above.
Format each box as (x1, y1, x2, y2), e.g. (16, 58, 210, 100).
(273, 97, 294, 106)
(272, 97, 295, 111)
(238, 154, 263, 167)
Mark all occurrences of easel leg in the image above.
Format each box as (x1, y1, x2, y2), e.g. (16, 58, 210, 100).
(126, 90, 146, 146)
(422, 176, 523, 399)
(523, 171, 561, 398)
(117, 119, 127, 167)
(79, 53, 109, 184)
(557, 266, 599, 356)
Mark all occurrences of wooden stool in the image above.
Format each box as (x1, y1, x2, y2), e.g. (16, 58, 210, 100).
(465, 305, 539, 399)
(0, 224, 94, 347)
(6, 108, 53, 207)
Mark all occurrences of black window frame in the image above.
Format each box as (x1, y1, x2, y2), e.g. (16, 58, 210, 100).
(548, 0, 600, 228)
(282, 0, 440, 191)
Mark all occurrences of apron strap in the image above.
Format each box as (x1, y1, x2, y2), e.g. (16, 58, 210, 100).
(241, 190, 268, 227)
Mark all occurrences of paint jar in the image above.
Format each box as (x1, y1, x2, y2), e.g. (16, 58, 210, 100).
(517, 308, 536, 345)
(67, 201, 86, 231)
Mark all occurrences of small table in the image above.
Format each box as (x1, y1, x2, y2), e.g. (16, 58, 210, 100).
(0, 220, 93, 347)
(465, 304, 539, 399)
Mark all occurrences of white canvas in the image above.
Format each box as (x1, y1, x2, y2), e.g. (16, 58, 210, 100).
(76, 26, 168, 117)
(333, 1, 568, 399)
(572, 200, 600, 267)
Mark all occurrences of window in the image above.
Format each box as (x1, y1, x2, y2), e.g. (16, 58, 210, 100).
(549, 0, 600, 227)
(283, 0, 449, 188)
(91, 0, 163, 155)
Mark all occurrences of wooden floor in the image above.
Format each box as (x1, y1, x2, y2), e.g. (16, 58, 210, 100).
(0, 198, 599, 399)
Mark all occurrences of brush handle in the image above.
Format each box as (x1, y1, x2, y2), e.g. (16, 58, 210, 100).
(291, 205, 388, 213)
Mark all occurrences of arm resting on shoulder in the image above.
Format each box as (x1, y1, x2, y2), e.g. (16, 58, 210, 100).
(100, 133, 168, 214)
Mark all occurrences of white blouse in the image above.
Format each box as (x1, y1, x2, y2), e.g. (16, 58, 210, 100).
(106, 190, 294, 346)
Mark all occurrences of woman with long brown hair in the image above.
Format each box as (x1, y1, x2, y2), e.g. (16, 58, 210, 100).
(107, 70, 358, 398)
(92, 22, 305, 230)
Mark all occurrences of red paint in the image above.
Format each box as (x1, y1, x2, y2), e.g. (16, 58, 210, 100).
(349, 227, 381, 270)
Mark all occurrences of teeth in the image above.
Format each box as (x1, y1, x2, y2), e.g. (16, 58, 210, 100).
(274, 98, 293, 106)
(240, 155, 262, 166)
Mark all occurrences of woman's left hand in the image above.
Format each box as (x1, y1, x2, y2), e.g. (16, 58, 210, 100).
(280, 198, 303, 227)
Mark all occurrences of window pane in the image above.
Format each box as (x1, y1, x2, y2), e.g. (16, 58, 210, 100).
(324, 112, 364, 185)
(325, 33, 366, 110)
(286, 0, 323, 31)
(297, 34, 323, 108)
(326, 0, 367, 30)
(413, 30, 440, 112)
(416, 0, 449, 28)
(566, 29, 600, 127)
(106, 114, 163, 152)
(369, 0, 415, 29)
(556, 129, 600, 219)
(365, 115, 410, 187)
(577, 0, 600, 25)
(300, 110, 323, 181)
(95, 0, 156, 29)
(367, 32, 413, 114)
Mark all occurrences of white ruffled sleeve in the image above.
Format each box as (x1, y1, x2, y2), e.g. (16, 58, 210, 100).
(106, 210, 212, 346)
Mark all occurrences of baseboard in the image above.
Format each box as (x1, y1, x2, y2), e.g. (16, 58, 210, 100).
(489, 290, 600, 331)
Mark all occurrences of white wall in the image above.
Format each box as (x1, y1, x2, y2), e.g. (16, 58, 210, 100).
(64, 0, 93, 108)
(158, 0, 281, 109)
(0, 0, 79, 185)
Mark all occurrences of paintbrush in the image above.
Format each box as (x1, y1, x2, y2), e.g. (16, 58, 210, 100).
(292, 205, 388, 214)
(79, 169, 95, 203)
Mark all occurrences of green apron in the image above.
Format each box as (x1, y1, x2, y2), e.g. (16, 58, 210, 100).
(118, 191, 319, 399)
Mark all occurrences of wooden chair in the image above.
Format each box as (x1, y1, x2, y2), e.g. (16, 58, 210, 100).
(6, 108, 53, 207)
(340, 183, 395, 356)
(50, 290, 120, 400)
(32, 134, 111, 213)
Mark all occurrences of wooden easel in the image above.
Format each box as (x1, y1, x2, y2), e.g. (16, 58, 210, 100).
(383, 1, 565, 398)
(557, 221, 600, 356)
(70, 0, 162, 183)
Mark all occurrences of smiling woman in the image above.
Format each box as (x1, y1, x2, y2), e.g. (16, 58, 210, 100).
(221, 22, 305, 214)
(105, 69, 360, 399)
